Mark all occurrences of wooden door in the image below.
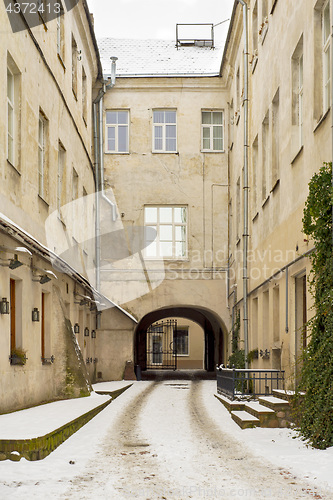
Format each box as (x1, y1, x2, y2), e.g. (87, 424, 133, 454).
(10, 279, 15, 350)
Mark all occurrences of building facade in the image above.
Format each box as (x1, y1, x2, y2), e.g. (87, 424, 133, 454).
(0, 0, 104, 412)
(224, 0, 331, 387)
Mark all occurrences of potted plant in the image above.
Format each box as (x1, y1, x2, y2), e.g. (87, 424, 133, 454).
(9, 347, 27, 366)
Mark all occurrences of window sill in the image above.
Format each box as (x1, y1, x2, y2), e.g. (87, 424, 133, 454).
(252, 212, 259, 223)
(270, 178, 280, 194)
(38, 194, 49, 208)
(251, 56, 258, 73)
(229, 142, 234, 151)
(105, 151, 130, 155)
(262, 194, 270, 208)
(313, 107, 330, 134)
(201, 149, 225, 154)
(145, 257, 189, 263)
(152, 151, 179, 155)
(7, 159, 21, 176)
(270, 0, 278, 14)
(57, 54, 66, 71)
(291, 145, 303, 165)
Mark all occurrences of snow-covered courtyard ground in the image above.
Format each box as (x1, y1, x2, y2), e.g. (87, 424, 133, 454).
(0, 380, 332, 499)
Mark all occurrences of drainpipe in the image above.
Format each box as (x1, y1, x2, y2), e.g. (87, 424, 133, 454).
(93, 57, 118, 292)
(237, 0, 249, 368)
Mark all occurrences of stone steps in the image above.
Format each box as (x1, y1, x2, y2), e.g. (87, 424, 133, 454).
(215, 392, 293, 429)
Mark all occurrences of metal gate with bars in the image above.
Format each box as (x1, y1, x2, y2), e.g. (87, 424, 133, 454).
(146, 320, 178, 370)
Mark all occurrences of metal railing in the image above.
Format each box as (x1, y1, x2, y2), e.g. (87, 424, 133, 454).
(216, 368, 285, 400)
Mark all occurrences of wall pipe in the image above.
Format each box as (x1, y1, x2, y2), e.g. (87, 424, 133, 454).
(237, 0, 249, 368)
(93, 57, 118, 292)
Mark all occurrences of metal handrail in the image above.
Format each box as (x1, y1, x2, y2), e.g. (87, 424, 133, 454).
(216, 367, 285, 400)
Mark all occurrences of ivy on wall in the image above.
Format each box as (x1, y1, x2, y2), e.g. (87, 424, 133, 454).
(296, 162, 333, 449)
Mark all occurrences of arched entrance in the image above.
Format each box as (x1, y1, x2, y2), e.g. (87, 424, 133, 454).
(135, 306, 227, 372)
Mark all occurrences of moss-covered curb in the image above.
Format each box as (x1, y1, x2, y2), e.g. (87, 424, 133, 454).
(0, 384, 132, 461)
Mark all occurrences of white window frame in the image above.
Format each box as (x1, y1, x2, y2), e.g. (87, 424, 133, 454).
(105, 110, 129, 153)
(152, 109, 177, 153)
(201, 110, 224, 152)
(7, 68, 15, 165)
(322, 0, 331, 113)
(144, 206, 187, 260)
(38, 113, 46, 198)
(173, 327, 189, 356)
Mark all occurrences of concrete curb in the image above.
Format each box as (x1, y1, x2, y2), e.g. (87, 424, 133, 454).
(0, 384, 132, 461)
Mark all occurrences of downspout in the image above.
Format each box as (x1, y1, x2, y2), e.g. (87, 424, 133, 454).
(237, 0, 249, 368)
(93, 57, 118, 292)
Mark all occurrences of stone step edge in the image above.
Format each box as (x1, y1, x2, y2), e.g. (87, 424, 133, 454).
(231, 410, 260, 429)
(0, 384, 133, 462)
(244, 402, 276, 417)
(214, 394, 245, 412)
(259, 396, 290, 409)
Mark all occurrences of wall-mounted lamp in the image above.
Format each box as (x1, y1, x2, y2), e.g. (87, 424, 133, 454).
(0, 297, 10, 314)
(74, 323, 80, 334)
(32, 308, 40, 322)
(32, 267, 57, 285)
(9, 254, 23, 270)
(39, 275, 51, 284)
(91, 330, 96, 338)
(84, 327, 89, 337)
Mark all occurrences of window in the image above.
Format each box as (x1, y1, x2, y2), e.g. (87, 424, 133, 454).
(144, 206, 187, 259)
(201, 111, 224, 151)
(153, 110, 177, 152)
(236, 178, 241, 240)
(322, 0, 331, 113)
(57, 2, 65, 62)
(292, 36, 303, 152)
(7, 68, 15, 165)
(272, 88, 280, 186)
(38, 112, 47, 199)
(105, 111, 129, 153)
(71, 35, 78, 98)
(262, 111, 269, 200)
(57, 142, 65, 215)
(252, 1, 258, 54)
(72, 168, 78, 201)
(252, 136, 258, 215)
(174, 327, 189, 355)
(7, 55, 20, 168)
(82, 66, 87, 124)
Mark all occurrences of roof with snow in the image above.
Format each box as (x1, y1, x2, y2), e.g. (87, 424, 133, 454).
(98, 38, 224, 78)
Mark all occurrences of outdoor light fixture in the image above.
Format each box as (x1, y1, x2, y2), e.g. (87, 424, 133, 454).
(39, 275, 51, 284)
(84, 327, 89, 337)
(74, 323, 80, 334)
(9, 254, 23, 270)
(0, 297, 10, 314)
(32, 267, 58, 284)
(32, 308, 40, 322)
(91, 330, 96, 339)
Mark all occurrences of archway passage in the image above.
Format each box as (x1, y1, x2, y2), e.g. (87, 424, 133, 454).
(135, 306, 227, 373)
